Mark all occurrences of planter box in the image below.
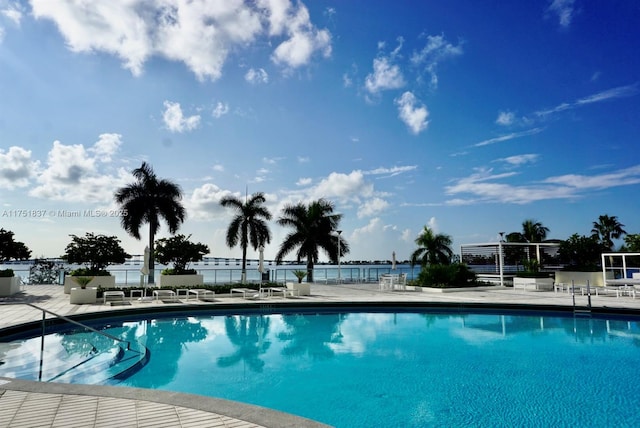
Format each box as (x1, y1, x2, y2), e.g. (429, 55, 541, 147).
(64, 276, 116, 294)
(69, 287, 97, 304)
(554, 271, 612, 287)
(0, 276, 20, 297)
(513, 277, 554, 291)
(287, 282, 310, 296)
(158, 274, 204, 288)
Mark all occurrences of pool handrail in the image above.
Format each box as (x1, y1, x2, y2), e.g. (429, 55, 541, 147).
(2, 302, 132, 351)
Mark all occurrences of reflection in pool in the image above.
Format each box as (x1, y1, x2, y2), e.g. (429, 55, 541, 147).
(5, 311, 640, 427)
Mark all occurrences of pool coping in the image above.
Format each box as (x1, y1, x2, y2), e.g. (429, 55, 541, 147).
(0, 377, 331, 428)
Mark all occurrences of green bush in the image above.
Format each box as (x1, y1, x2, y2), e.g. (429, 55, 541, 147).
(161, 268, 197, 276)
(155, 234, 209, 274)
(69, 268, 110, 276)
(62, 233, 130, 272)
(416, 263, 477, 288)
(0, 269, 14, 277)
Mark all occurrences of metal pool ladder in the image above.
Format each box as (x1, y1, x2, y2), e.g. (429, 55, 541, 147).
(571, 280, 592, 316)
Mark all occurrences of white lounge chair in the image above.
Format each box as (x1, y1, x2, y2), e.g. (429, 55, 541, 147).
(231, 288, 262, 299)
(187, 289, 215, 301)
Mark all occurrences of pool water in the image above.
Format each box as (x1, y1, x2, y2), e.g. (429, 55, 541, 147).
(5, 311, 640, 427)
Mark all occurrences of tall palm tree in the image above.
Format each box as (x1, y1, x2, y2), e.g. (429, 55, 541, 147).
(591, 214, 626, 251)
(275, 199, 348, 282)
(114, 162, 185, 284)
(410, 226, 453, 267)
(220, 192, 272, 283)
(507, 219, 549, 243)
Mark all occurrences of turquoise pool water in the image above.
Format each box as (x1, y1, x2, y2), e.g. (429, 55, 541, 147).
(4, 310, 640, 427)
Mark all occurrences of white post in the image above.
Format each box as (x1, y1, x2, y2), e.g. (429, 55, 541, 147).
(337, 230, 342, 283)
(498, 240, 504, 287)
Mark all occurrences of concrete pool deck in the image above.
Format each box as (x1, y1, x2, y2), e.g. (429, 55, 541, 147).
(2, 282, 640, 427)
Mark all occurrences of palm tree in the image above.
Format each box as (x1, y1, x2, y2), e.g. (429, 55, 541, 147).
(591, 214, 626, 251)
(114, 162, 186, 284)
(507, 219, 549, 243)
(220, 192, 272, 283)
(410, 226, 453, 267)
(275, 199, 348, 282)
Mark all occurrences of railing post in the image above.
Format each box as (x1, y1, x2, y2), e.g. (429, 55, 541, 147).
(39, 310, 45, 382)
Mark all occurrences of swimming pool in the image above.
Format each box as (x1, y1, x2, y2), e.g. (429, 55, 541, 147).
(2, 308, 640, 427)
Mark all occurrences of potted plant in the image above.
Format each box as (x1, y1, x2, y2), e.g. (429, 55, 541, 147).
(155, 234, 209, 287)
(292, 269, 307, 283)
(513, 259, 554, 290)
(62, 232, 130, 295)
(0, 228, 31, 297)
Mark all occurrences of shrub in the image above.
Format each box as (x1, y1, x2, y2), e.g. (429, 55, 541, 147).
(0, 269, 14, 277)
(0, 229, 31, 262)
(155, 234, 209, 274)
(69, 268, 111, 277)
(161, 268, 197, 276)
(62, 233, 130, 274)
(558, 234, 603, 270)
(416, 263, 477, 288)
(29, 259, 65, 284)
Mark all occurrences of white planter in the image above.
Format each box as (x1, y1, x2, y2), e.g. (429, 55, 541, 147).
(513, 277, 554, 291)
(0, 276, 20, 297)
(554, 271, 612, 287)
(158, 274, 204, 288)
(69, 287, 97, 304)
(286, 282, 311, 296)
(64, 276, 116, 294)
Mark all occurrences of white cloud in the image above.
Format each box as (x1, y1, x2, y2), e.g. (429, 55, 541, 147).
(365, 165, 417, 177)
(395, 91, 429, 135)
(535, 83, 639, 119)
(473, 128, 543, 147)
(29, 138, 128, 202)
(162, 101, 200, 132)
(30, 0, 330, 81)
(267, 0, 332, 69)
(212, 164, 224, 172)
(445, 164, 640, 205)
(0, 146, 39, 189)
(88, 133, 122, 162)
(495, 111, 515, 126)
(357, 197, 389, 218)
(1, 2, 23, 25)
(187, 183, 236, 220)
(296, 177, 312, 186)
(297, 156, 310, 163)
(212, 102, 229, 118)
(245, 67, 269, 84)
(495, 154, 539, 166)
(410, 34, 462, 88)
(547, 0, 576, 28)
(311, 171, 374, 201)
(365, 57, 405, 94)
(427, 216, 439, 233)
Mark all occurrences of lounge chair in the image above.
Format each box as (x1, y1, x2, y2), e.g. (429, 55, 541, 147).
(153, 289, 177, 301)
(231, 288, 263, 299)
(187, 289, 215, 301)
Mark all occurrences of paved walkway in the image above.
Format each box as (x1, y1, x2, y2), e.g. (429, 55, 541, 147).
(2, 282, 640, 427)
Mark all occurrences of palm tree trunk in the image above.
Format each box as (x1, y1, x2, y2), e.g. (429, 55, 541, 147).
(241, 244, 247, 284)
(307, 259, 314, 283)
(148, 222, 156, 285)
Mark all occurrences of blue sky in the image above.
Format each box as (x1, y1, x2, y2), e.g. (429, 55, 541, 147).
(1, 0, 639, 262)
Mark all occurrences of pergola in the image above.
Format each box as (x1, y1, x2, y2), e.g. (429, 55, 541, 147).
(460, 242, 561, 287)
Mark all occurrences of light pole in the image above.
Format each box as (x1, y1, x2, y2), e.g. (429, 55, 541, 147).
(498, 232, 505, 287)
(337, 230, 342, 283)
